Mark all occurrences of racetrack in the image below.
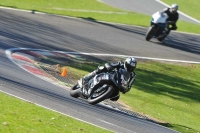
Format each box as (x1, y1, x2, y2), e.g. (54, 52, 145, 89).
(99, 0, 200, 24)
(0, 7, 199, 133)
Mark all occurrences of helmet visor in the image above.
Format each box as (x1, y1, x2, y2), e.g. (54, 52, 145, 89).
(125, 62, 136, 72)
(172, 8, 177, 12)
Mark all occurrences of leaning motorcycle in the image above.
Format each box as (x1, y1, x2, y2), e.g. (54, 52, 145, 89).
(70, 68, 134, 105)
(145, 12, 168, 41)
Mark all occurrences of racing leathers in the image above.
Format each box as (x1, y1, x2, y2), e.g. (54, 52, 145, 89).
(163, 8, 179, 30)
(159, 8, 179, 41)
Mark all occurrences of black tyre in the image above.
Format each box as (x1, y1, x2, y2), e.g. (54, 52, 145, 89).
(157, 35, 166, 42)
(70, 84, 81, 98)
(88, 86, 114, 105)
(145, 26, 155, 41)
(110, 95, 120, 101)
(109, 90, 120, 101)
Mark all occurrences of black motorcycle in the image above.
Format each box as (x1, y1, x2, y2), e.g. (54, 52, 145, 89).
(70, 68, 132, 105)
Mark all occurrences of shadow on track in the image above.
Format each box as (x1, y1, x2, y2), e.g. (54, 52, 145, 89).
(0, 10, 124, 55)
(79, 17, 200, 56)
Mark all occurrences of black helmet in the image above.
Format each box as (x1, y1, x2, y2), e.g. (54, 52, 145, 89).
(124, 57, 137, 72)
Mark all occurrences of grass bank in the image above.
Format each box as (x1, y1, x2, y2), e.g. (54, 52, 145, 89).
(64, 60, 200, 133)
(0, 92, 112, 133)
(162, 0, 200, 21)
(121, 61, 200, 133)
(0, 0, 200, 34)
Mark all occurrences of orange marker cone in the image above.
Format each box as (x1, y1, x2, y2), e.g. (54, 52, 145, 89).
(61, 68, 67, 77)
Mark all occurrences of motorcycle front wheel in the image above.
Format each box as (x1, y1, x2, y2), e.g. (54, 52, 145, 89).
(145, 25, 155, 41)
(70, 84, 81, 98)
(88, 86, 114, 105)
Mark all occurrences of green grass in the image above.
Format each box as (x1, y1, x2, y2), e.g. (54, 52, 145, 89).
(0, 92, 113, 133)
(162, 0, 200, 21)
(0, 0, 200, 34)
(121, 61, 200, 133)
(64, 61, 200, 133)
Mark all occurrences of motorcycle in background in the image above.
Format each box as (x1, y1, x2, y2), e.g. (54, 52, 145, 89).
(145, 12, 168, 41)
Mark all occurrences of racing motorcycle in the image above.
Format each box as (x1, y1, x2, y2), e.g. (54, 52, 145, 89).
(70, 68, 134, 105)
(145, 12, 168, 41)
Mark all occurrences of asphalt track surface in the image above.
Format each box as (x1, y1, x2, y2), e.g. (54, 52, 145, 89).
(0, 7, 199, 133)
(100, 0, 200, 24)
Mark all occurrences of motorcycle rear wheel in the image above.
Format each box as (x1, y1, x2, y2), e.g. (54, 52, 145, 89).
(88, 86, 113, 105)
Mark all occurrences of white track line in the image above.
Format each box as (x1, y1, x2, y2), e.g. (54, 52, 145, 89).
(7, 48, 200, 64)
(0, 6, 45, 14)
(156, 0, 200, 24)
(54, 51, 200, 64)
(47, 8, 128, 14)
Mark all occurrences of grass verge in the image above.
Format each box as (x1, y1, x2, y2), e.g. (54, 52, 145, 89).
(0, 92, 113, 133)
(64, 60, 200, 133)
(0, 0, 200, 34)
(162, 0, 200, 21)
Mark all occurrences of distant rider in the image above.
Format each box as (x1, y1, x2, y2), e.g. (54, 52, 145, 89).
(80, 57, 137, 100)
(158, 4, 179, 41)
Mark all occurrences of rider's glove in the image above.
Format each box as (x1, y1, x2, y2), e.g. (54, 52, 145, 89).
(167, 21, 175, 24)
(169, 26, 177, 30)
(105, 63, 113, 72)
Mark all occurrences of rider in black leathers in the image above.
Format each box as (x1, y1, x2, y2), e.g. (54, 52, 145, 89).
(158, 4, 179, 41)
(80, 57, 137, 100)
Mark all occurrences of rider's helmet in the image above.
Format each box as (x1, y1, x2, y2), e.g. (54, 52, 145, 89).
(124, 57, 137, 73)
(171, 4, 178, 14)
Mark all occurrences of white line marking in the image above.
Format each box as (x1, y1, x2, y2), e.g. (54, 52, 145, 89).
(54, 51, 200, 64)
(5, 49, 70, 90)
(0, 6, 45, 14)
(97, 0, 103, 3)
(47, 8, 128, 14)
(97, 119, 117, 126)
(97, 118, 137, 133)
(155, 0, 200, 24)
(7, 48, 200, 64)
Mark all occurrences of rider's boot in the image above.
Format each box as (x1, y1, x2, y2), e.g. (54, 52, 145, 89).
(158, 28, 171, 42)
(78, 78, 89, 97)
(83, 70, 97, 83)
(158, 37, 165, 42)
(79, 70, 97, 96)
(158, 31, 167, 41)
